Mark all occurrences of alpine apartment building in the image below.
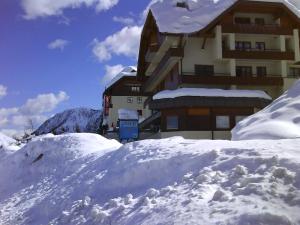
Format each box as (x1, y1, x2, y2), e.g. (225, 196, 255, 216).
(102, 66, 151, 132)
(137, 0, 300, 139)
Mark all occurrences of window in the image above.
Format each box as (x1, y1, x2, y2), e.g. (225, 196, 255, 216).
(195, 65, 214, 76)
(137, 110, 143, 116)
(257, 67, 267, 76)
(235, 116, 247, 124)
(289, 68, 300, 77)
(216, 116, 230, 129)
(256, 42, 265, 50)
(236, 66, 252, 77)
(234, 17, 251, 24)
(127, 97, 133, 103)
(235, 41, 251, 50)
(137, 96, 143, 104)
(255, 18, 265, 25)
(131, 86, 140, 93)
(166, 116, 179, 130)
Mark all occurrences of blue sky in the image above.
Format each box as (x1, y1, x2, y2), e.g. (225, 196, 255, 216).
(0, 0, 152, 136)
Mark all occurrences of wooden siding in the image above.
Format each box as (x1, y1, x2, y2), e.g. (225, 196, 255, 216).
(223, 49, 295, 60)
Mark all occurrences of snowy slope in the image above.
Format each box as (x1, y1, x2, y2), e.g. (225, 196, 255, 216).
(34, 108, 101, 135)
(150, 0, 300, 34)
(0, 133, 20, 159)
(232, 80, 300, 140)
(1, 134, 300, 224)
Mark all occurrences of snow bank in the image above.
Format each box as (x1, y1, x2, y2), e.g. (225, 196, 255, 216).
(153, 88, 272, 100)
(150, 0, 300, 34)
(0, 133, 19, 158)
(1, 134, 300, 224)
(232, 79, 300, 140)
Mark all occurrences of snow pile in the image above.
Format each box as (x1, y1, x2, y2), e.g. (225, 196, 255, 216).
(0, 133, 19, 158)
(1, 134, 300, 224)
(150, 0, 300, 34)
(118, 109, 139, 120)
(153, 88, 272, 100)
(105, 66, 137, 89)
(34, 108, 101, 135)
(232, 80, 300, 140)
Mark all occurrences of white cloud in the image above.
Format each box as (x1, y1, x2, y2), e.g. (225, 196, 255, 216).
(92, 26, 142, 62)
(0, 91, 69, 136)
(101, 64, 124, 85)
(21, 0, 119, 19)
(0, 85, 7, 99)
(113, 16, 135, 25)
(48, 39, 69, 51)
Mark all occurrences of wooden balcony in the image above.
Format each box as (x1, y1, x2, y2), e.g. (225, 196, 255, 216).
(223, 49, 295, 60)
(181, 74, 283, 86)
(222, 23, 293, 35)
(143, 47, 184, 92)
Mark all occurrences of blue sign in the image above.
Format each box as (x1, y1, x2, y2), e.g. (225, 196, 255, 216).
(119, 120, 139, 141)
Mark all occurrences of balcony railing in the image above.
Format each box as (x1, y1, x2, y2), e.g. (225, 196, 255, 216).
(180, 73, 284, 86)
(223, 48, 295, 60)
(222, 23, 293, 35)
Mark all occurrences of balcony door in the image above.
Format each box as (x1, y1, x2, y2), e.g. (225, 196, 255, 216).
(236, 66, 252, 77)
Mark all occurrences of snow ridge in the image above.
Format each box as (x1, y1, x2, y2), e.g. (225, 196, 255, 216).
(34, 108, 101, 135)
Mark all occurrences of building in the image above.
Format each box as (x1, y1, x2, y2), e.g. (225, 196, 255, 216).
(102, 66, 151, 132)
(137, 0, 300, 139)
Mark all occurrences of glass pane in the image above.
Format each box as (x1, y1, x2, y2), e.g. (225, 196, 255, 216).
(166, 116, 178, 130)
(216, 116, 230, 129)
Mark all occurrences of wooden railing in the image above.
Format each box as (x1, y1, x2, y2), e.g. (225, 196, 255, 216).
(223, 49, 294, 60)
(222, 23, 293, 35)
(181, 74, 284, 86)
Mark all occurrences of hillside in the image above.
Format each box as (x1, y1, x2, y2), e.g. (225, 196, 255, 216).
(232, 80, 300, 140)
(34, 108, 102, 136)
(0, 134, 300, 225)
(0, 133, 20, 158)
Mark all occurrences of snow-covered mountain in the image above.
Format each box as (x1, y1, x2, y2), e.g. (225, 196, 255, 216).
(0, 134, 300, 224)
(0, 133, 20, 158)
(34, 108, 102, 136)
(232, 80, 300, 140)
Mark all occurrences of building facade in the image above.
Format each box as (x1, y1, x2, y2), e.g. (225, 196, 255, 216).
(102, 67, 151, 132)
(137, 0, 300, 139)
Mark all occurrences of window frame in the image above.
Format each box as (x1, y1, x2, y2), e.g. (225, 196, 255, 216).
(127, 97, 133, 103)
(215, 115, 230, 129)
(166, 116, 179, 130)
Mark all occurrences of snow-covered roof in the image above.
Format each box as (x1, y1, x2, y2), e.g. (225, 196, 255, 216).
(118, 109, 139, 120)
(153, 88, 272, 100)
(150, 0, 300, 34)
(105, 66, 137, 90)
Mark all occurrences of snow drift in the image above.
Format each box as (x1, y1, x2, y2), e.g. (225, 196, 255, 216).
(1, 134, 300, 224)
(0, 133, 20, 158)
(232, 80, 300, 140)
(34, 108, 101, 136)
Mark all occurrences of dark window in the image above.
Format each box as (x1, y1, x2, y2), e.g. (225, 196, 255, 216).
(137, 96, 143, 104)
(256, 42, 265, 50)
(234, 17, 251, 24)
(255, 18, 265, 25)
(137, 110, 143, 116)
(290, 68, 300, 77)
(195, 65, 214, 76)
(236, 66, 252, 77)
(216, 116, 230, 129)
(257, 67, 267, 76)
(235, 41, 251, 50)
(166, 116, 179, 130)
(176, 2, 188, 9)
(127, 97, 133, 103)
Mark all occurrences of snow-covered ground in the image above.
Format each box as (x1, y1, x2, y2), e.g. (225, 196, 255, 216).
(0, 133, 20, 158)
(34, 108, 101, 136)
(232, 80, 300, 140)
(0, 133, 300, 225)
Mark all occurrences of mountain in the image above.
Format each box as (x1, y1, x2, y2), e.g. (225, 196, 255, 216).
(0, 133, 20, 158)
(34, 108, 102, 136)
(0, 134, 300, 224)
(232, 80, 300, 140)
